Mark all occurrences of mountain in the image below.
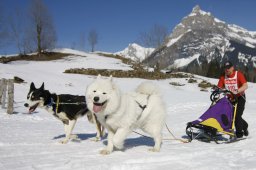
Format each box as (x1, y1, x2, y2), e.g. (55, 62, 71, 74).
(115, 43, 155, 62)
(143, 5, 256, 80)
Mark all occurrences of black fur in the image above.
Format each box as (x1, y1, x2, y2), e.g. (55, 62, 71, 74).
(25, 82, 89, 121)
(51, 93, 88, 120)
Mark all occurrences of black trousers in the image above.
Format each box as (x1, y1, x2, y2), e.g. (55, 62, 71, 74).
(235, 95, 248, 136)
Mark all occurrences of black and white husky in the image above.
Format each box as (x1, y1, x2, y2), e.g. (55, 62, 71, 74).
(24, 82, 104, 144)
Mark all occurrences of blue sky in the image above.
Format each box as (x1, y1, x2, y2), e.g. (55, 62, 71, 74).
(1, 0, 256, 54)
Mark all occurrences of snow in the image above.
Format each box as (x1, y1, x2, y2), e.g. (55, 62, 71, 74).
(115, 43, 155, 62)
(1, 49, 256, 170)
(243, 37, 256, 45)
(227, 25, 256, 46)
(51, 48, 89, 56)
(245, 43, 255, 49)
(228, 24, 248, 33)
(166, 34, 184, 47)
(214, 18, 225, 24)
(172, 54, 200, 68)
(190, 6, 211, 17)
(228, 24, 256, 38)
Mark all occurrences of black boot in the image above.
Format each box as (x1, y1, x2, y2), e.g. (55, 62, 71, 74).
(244, 129, 249, 136)
(236, 131, 243, 138)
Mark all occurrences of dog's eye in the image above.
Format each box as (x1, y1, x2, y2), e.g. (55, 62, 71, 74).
(103, 92, 107, 95)
(27, 95, 29, 99)
(93, 90, 96, 93)
(31, 95, 34, 99)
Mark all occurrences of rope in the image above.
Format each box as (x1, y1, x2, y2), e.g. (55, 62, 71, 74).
(132, 123, 190, 144)
(55, 102, 87, 105)
(132, 130, 151, 138)
(164, 123, 190, 143)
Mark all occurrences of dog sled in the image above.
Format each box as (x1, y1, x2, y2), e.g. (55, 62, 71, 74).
(186, 87, 239, 144)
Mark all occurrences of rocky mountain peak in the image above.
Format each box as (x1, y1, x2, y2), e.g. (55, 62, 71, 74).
(169, 5, 220, 39)
(192, 5, 201, 13)
(190, 5, 211, 16)
(143, 6, 256, 81)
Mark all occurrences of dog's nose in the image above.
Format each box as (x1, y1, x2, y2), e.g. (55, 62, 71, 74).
(93, 96, 99, 102)
(24, 103, 29, 107)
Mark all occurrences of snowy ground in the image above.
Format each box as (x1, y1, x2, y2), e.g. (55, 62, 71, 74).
(0, 49, 255, 170)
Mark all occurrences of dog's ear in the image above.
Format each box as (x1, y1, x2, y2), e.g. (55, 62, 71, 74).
(30, 82, 36, 90)
(97, 74, 101, 80)
(39, 82, 44, 90)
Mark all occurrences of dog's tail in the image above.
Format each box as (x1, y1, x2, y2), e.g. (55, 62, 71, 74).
(135, 81, 161, 95)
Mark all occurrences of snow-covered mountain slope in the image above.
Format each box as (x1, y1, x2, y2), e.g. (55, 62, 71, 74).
(115, 43, 155, 62)
(144, 5, 256, 80)
(0, 50, 256, 170)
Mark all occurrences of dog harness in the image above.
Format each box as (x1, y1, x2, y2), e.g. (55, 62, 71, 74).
(46, 96, 59, 114)
(46, 97, 56, 111)
(104, 95, 150, 122)
(136, 101, 147, 110)
(135, 94, 150, 111)
(56, 95, 60, 113)
(49, 96, 70, 124)
(135, 95, 151, 121)
(47, 95, 87, 114)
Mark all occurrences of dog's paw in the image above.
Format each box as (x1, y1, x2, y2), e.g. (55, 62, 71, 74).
(70, 134, 78, 139)
(113, 139, 124, 150)
(102, 130, 106, 137)
(99, 149, 111, 155)
(113, 143, 123, 150)
(90, 136, 101, 142)
(71, 138, 81, 143)
(148, 148, 160, 152)
(59, 139, 69, 144)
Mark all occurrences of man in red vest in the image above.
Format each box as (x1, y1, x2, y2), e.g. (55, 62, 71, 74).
(217, 61, 248, 138)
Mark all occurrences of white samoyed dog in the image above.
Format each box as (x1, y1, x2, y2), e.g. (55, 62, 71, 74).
(86, 75, 166, 155)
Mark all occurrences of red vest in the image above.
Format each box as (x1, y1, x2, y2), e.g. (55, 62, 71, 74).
(225, 71, 239, 93)
(218, 71, 247, 96)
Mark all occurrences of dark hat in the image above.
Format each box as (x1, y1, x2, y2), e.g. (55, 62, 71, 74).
(224, 61, 233, 69)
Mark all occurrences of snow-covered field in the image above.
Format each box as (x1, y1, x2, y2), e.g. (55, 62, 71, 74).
(0, 49, 255, 170)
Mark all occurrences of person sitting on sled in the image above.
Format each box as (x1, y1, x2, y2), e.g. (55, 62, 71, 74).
(217, 61, 248, 138)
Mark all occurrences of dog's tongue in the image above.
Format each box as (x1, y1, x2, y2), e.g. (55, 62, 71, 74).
(28, 103, 39, 114)
(93, 104, 102, 113)
(28, 107, 35, 114)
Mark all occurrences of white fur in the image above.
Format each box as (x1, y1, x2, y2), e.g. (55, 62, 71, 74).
(86, 76, 166, 154)
(61, 119, 77, 144)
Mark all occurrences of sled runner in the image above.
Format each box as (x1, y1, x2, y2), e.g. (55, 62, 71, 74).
(186, 87, 238, 144)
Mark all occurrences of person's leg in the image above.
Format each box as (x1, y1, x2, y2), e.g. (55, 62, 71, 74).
(235, 96, 246, 138)
(241, 95, 249, 136)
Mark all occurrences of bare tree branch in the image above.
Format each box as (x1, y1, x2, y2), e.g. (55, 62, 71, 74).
(138, 24, 169, 48)
(88, 29, 98, 52)
(28, 0, 57, 54)
(8, 8, 26, 54)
